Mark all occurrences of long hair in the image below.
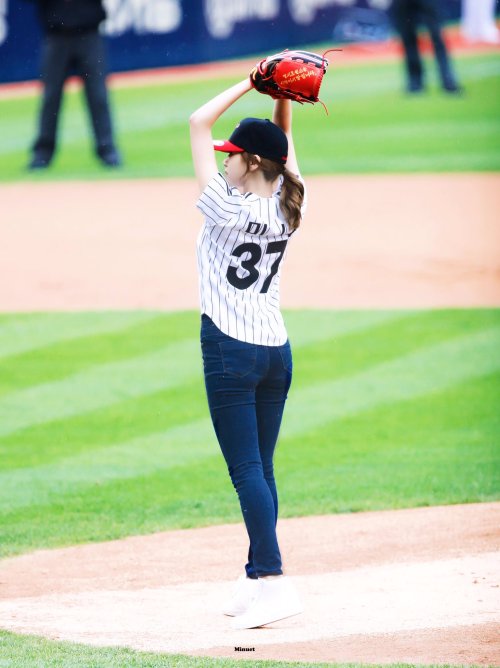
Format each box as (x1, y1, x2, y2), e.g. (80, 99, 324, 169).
(242, 153, 304, 231)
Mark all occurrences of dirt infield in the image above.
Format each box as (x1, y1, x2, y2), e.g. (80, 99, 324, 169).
(0, 172, 499, 664)
(0, 504, 499, 664)
(1, 173, 499, 311)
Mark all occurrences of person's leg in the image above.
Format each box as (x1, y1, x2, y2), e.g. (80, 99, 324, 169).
(30, 34, 71, 167)
(212, 401, 283, 576)
(245, 340, 292, 579)
(220, 338, 302, 629)
(200, 317, 282, 578)
(391, 0, 424, 91)
(75, 31, 121, 165)
(420, 0, 460, 91)
(200, 322, 303, 629)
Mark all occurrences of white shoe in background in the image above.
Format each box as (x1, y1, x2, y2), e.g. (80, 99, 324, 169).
(223, 575, 259, 616)
(231, 575, 303, 629)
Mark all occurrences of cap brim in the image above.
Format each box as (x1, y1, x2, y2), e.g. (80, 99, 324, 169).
(213, 140, 244, 153)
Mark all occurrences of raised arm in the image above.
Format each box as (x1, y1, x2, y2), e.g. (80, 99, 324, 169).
(272, 99, 300, 176)
(189, 78, 252, 193)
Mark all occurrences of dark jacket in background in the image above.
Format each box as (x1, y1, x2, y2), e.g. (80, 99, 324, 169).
(31, 0, 106, 33)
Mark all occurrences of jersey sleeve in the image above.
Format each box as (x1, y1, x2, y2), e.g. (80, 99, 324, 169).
(196, 173, 245, 227)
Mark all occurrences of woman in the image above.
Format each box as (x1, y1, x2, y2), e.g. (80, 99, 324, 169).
(189, 76, 305, 630)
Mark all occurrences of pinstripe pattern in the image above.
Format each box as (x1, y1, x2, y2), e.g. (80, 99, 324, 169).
(196, 173, 304, 345)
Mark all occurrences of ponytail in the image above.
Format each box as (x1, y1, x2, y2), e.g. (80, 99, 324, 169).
(242, 153, 304, 231)
(279, 168, 304, 231)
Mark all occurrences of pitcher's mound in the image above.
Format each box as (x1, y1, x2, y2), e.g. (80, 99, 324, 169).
(0, 503, 499, 664)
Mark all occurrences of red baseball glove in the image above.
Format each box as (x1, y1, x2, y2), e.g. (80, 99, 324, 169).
(250, 49, 330, 107)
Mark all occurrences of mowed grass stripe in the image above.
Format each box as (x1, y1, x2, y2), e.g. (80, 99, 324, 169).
(3, 381, 498, 556)
(2, 326, 498, 511)
(0, 310, 496, 450)
(0, 311, 159, 360)
(292, 309, 500, 384)
(278, 372, 500, 515)
(0, 419, 215, 509)
(0, 380, 207, 469)
(0, 311, 407, 465)
(0, 311, 197, 396)
(1, 309, 406, 384)
(2, 374, 497, 558)
(284, 309, 409, 348)
(0, 338, 201, 438)
(0, 310, 407, 439)
(283, 326, 500, 436)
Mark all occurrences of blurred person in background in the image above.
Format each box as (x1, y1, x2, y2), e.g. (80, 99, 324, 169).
(26, 0, 122, 169)
(461, 0, 499, 43)
(390, 0, 462, 94)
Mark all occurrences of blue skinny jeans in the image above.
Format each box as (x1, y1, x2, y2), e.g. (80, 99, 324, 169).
(200, 314, 292, 578)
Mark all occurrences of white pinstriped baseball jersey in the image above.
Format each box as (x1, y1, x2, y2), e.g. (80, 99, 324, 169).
(196, 173, 306, 346)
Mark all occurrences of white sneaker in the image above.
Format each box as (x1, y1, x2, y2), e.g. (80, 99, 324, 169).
(222, 575, 260, 616)
(231, 575, 303, 629)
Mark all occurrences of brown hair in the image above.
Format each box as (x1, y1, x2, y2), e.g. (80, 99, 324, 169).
(242, 153, 304, 231)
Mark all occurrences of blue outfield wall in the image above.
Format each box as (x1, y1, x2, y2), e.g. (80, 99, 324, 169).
(0, 0, 465, 84)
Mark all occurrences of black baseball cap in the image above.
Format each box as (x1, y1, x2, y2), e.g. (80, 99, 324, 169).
(213, 117, 288, 165)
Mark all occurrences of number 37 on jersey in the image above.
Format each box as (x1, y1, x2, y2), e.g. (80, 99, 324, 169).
(226, 239, 288, 294)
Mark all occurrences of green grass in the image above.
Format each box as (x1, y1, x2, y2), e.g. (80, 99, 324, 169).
(0, 630, 490, 668)
(0, 51, 499, 181)
(0, 308, 498, 559)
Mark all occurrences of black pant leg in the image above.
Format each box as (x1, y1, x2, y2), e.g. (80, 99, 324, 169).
(75, 31, 117, 155)
(391, 0, 424, 89)
(33, 34, 72, 158)
(419, 0, 459, 88)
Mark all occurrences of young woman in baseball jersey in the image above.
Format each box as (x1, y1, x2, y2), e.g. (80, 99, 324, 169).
(190, 78, 305, 630)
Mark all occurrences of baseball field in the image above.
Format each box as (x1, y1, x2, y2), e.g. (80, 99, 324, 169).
(0, 39, 499, 667)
